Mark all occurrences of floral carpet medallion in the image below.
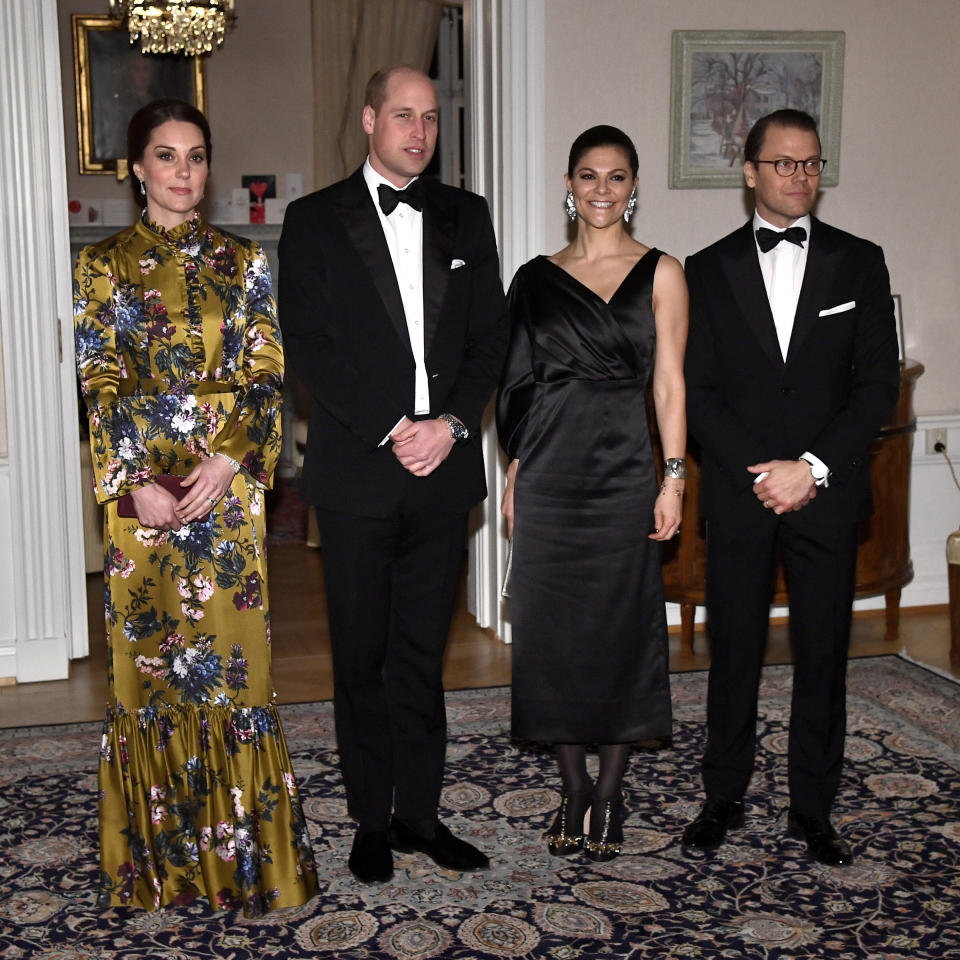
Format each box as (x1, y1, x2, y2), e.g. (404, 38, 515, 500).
(1, 656, 958, 959)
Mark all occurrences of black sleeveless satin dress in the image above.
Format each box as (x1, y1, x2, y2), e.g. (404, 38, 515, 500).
(497, 252, 672, 744)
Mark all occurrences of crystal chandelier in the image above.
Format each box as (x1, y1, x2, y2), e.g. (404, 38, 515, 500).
(108, 0, 236, 56)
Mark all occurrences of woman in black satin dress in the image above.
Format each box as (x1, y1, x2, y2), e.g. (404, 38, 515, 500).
(497, 126, 688, 862)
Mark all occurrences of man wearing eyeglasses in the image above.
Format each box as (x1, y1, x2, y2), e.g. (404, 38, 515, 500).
(681, 109, 900, 865)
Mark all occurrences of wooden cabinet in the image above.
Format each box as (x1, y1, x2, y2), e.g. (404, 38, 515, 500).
(656, 360, 924, 654)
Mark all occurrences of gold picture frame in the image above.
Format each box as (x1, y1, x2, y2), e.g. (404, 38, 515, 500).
(72, 14, 206, 179)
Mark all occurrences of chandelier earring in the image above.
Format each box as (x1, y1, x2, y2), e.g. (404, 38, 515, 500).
(139, 179, 146, 196)
(565, 190, 577, 222)
(623, 189, 637, 223)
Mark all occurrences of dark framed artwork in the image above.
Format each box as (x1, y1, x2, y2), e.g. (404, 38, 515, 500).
(72, 14, 206, 178)
(669, 30, 844, 189)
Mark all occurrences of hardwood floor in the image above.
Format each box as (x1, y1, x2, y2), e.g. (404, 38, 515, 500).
(0, 541, 955, 729)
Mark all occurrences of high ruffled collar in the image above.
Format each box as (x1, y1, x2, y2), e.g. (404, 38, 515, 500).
(139, 209, 205, 250)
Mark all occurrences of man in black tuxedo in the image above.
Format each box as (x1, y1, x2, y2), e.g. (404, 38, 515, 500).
(278, 65, 507, 883)
(681, 110, 900, 865)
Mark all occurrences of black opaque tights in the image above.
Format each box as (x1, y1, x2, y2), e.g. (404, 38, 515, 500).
(554, 742, 631, 800)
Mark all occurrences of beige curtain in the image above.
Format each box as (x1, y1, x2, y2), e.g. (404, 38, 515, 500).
(311, 0, 443, 190)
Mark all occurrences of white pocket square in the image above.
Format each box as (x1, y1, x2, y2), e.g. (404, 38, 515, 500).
(819, 301, 856, 317)
(450, 258, 466, 270)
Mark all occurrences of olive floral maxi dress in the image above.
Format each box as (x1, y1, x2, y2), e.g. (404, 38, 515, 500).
(73, 213, 319, 915)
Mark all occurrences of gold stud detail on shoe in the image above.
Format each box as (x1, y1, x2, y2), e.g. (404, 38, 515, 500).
(544, 791, 589, 856)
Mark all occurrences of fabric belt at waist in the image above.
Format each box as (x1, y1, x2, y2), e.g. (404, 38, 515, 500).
(117, 379, 235, 398)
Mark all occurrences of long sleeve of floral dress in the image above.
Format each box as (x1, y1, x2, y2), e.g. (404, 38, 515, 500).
(208, 243, 284, 485)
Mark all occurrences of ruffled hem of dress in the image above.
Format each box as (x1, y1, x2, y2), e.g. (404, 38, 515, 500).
(97, 701, 319, 916)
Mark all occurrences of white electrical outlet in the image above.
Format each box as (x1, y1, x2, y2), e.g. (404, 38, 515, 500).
(925, 427, 948, 455)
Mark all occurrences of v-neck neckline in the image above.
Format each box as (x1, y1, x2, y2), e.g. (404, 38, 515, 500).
(540, 249, 654, 306)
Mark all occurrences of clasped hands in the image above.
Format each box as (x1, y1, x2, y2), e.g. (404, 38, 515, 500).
(749, 459, 817, 514)
(391, 416, 455, 477)
(128, 455, 237, 531)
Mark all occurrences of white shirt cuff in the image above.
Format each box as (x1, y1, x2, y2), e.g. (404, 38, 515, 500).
(380, 416, 407, 447)
(799, 451, 830, 487)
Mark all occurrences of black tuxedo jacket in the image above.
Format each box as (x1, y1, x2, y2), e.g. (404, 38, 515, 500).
(684, 217, 900, 526)
(278, 168, 508, 517)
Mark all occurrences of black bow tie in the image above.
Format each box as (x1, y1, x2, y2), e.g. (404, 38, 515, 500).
(377, 180, 424, 215)
(755, 225, 807, 253)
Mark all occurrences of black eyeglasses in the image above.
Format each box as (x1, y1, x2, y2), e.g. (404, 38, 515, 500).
(754, 158, 827, 177)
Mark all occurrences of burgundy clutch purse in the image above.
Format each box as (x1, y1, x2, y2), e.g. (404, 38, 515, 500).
(117, 474, 210, 522)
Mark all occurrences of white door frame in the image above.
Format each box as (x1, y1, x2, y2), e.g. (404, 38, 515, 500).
(464, 0, 545, 642)
(0, 0, 88, 681)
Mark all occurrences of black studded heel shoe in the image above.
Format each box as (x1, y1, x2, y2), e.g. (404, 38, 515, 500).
(544, 791, 591, 857)
(584, 795, 623, 862)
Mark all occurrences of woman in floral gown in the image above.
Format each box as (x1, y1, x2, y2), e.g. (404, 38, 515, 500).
(73, 99, 318, 915)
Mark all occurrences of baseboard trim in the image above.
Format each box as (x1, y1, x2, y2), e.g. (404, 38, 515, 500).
(666, 601, 949, 634)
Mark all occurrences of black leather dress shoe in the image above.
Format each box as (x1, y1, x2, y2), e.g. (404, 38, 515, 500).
(389, 817, 490, 872)
(348, 829, 393, 883)
(787, 811, 854, 866)
(681, 798, 745, 851)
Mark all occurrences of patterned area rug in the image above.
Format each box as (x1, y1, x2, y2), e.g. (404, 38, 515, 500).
(1, 656, 958, 960)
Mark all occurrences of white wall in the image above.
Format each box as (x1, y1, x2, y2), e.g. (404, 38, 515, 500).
(542, 0, 960, 416)
(902, 414, 960, 610)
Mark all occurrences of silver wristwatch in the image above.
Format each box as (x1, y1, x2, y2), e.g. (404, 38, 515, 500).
(439, 412, 469, 441)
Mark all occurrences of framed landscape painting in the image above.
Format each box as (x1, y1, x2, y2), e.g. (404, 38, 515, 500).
(669, 30, 844, 189)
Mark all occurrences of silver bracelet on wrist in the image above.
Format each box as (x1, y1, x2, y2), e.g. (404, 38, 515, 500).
(663, 457, 687, 479)
(215, 452, 241, 474)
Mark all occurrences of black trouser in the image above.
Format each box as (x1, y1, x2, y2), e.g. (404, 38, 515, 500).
(316, 505, 467, 831)
(701, 515, 860, 818)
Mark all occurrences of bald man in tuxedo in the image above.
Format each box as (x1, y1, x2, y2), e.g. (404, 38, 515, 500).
(279, 65, 508, 883)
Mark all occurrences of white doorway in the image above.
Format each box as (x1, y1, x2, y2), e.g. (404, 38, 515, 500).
(0, 0, 88, 682)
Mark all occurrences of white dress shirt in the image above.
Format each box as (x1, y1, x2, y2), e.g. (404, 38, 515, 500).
(754, 211, 810, 362)
(751, 211, 829, 486)
(363, 158, 430, 417)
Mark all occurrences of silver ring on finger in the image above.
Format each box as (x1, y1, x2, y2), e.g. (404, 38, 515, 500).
(207, 496, 216, 505)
